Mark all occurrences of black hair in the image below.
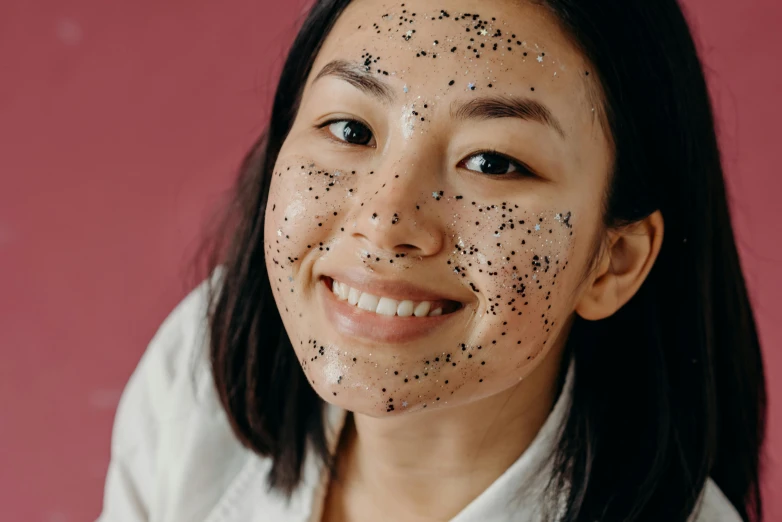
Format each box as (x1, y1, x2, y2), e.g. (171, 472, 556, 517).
(196, 1, 766, 521)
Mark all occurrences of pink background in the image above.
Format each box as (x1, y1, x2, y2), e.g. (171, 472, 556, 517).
(0, 0, 779, 520)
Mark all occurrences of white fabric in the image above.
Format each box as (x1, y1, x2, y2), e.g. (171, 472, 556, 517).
(97, 278, 742, 522)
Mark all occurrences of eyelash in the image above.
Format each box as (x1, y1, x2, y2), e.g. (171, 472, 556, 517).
(316, 118, 538, 179)
(461, 148, 538, 179)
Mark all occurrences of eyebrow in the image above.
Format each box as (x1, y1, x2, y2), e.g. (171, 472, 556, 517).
(451, 95, 566, 139)
(313, 60, 395, 104)
(313, 60, 565, 139)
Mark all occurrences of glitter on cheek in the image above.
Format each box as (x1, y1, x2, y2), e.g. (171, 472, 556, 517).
(264, 158, 361, 313)
(400, 104, 415, 138)
(322, 345, 351, 385)
(284, 196, 306, 221)
(441, 201, 578, 379)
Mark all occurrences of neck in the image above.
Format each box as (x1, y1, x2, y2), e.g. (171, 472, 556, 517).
(331, 348, 567, 522)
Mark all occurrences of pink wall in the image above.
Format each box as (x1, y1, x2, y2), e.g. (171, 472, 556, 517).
(0, 1, 779, 520)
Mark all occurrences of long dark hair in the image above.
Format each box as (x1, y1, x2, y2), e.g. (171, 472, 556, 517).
(195, 1, 767, 520)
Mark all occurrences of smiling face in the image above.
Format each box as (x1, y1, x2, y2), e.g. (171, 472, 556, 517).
(264, 0, 612, 416)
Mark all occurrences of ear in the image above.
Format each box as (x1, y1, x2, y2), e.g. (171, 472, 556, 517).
(575, 210, 664, 321)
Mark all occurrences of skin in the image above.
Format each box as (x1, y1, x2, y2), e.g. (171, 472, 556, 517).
(263, 0, 663, 520)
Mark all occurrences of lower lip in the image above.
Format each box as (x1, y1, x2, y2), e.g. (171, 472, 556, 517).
(318, 277, 462, 344)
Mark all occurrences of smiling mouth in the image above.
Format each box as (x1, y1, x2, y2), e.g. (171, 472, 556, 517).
(322, 276, 463, 318)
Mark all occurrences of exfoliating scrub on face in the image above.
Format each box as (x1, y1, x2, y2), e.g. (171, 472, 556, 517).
(264, 1, 608, 416)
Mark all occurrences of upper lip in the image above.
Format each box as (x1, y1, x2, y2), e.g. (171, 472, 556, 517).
(321, 268, 466, 304)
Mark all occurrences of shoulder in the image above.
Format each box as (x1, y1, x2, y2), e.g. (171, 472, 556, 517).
(101, 268, 265, 521)
(689, 478, 742, 522)
(130, 266, 227, 402)
(109, 271, 217, 455)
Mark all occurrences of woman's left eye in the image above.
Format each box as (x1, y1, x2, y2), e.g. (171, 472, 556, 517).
(459, 151, 532, 177)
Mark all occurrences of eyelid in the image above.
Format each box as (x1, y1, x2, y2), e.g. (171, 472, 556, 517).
(316, 116, 371, 130)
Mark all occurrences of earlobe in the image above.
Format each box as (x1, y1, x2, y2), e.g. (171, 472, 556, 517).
(575, 211, 664, 321)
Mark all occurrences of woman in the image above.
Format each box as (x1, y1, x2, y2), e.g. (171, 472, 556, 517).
(98, 0, 767, 520)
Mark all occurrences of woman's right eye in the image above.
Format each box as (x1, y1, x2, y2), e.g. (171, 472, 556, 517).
(326, 120, 375, 146)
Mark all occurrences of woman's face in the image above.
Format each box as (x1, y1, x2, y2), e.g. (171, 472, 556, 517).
(265, 0, 611, 416)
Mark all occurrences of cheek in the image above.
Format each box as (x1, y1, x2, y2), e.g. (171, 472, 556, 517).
(263, 154, 585, 413)
(264, 157, 360, 301)
(447, 203, 577, 370)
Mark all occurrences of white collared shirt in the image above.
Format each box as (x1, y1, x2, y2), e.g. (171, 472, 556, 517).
(97, 279, 742, 522)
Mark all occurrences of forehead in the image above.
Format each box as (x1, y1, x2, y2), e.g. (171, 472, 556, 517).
(307, 0, 600, 134)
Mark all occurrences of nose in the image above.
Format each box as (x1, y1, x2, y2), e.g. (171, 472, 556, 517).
(351, 159, 444, 258)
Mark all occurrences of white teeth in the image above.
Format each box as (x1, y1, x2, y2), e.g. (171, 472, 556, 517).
(333, 281, 348, 301)
(357, 292, 379, 312)
(337, 282, 349, 300)
(376, 297, 400, 316)
(396, 300, 415, 317)
(348, 287, 361, 306)
(413, 301, 431, 317)
(330, 279, 454, 318)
